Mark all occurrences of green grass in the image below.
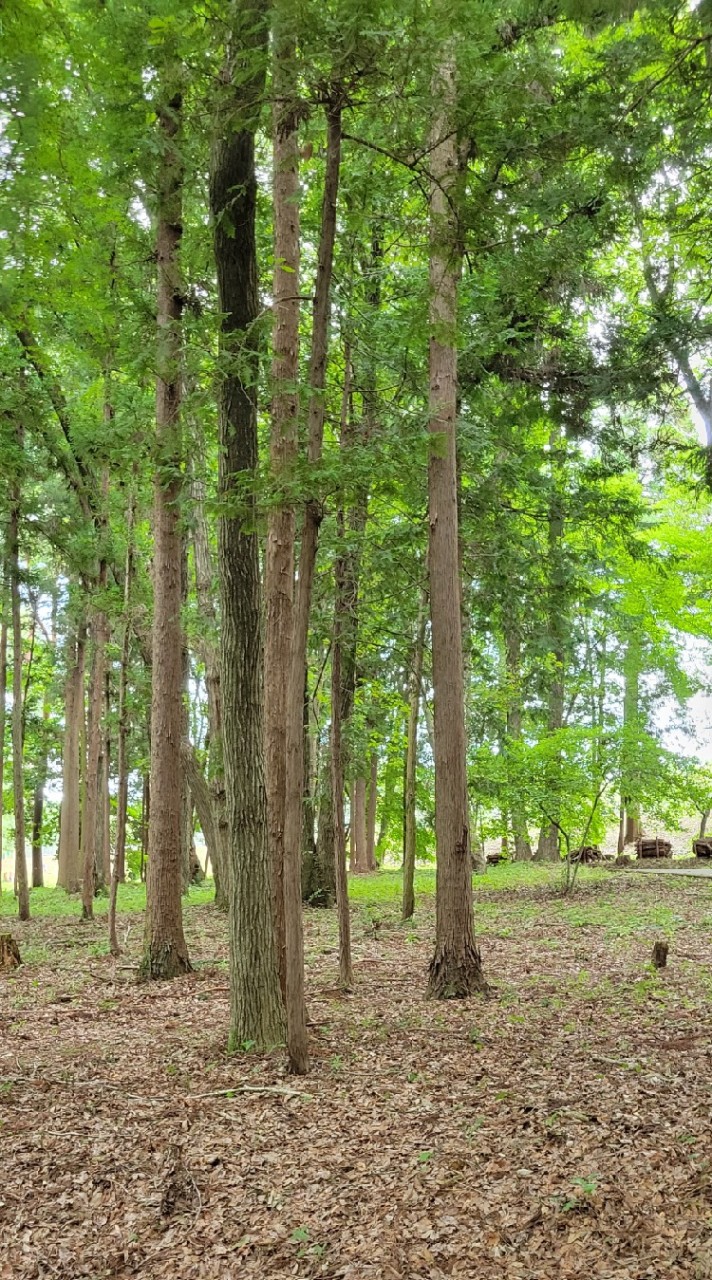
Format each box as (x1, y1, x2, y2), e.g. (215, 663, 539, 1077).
(0, 881, 215, 919)
(0, 862, 613, 922)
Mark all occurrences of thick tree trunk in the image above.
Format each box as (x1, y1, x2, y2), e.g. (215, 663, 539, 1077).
(57, 623, 86, 893)
(211, 9, 284, 1050)
(426, 53, 484, 999)
(9, 483, 29, 921)
(140, 78, 191, 980)
(283, 98, 342, 1072)
(403, 594, 426, 920)
(264, 24, 300, 998)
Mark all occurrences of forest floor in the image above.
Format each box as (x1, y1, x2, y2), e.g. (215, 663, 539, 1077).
(1, 865, 712, 1280)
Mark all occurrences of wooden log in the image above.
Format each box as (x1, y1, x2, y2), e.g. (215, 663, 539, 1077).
(636, 837, 672, 859)
(0, 934, 22, 971)
(693, 839, 712, 859)
(569, 845, 601, 864)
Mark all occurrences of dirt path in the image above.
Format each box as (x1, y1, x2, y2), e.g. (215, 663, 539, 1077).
(628, 865, 712, 877)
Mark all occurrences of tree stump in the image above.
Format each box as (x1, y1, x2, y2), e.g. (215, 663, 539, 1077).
(651, 940, 668, 970)
(0, 934, 22, 972)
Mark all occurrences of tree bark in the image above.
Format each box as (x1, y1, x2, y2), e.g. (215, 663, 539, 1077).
(503, 612, 532, 860)
(9, 474, 29, 921)
(536, 422, 566, 863)
(211, 6, 284, 1050)
(114, 485, 136, 888)
(283, 97, 342, 1072)
(331, 619, 353, 989)
(426, 52, 484, 999)
(366, 751, 378, 871)
(57, 623, 85, 893)
(403, 592, 426, 920)
(264, 22, 300, 996)
(31, 779, 44, 888)
(621, 628, 642, 845)
(351, 775, 368, 872)
(81, 601, 108, 919)
(140, 75, 191, 979)
(0, 611, 6, 895)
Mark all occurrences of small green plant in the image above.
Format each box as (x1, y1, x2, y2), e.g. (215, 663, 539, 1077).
(417, 1149, 434, 1165)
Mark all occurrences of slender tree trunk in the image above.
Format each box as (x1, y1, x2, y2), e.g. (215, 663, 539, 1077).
(403, 593, 426, 920)
(503, 613, 532, 860)
(9, 478, 29, 921)
(366, 751, 378, 871)
(536, 423, 566, 863)
(265, 26, 300, 996)
(189, 460, 226, 909)
(700, 811, 709, 839)
(140, 75, 191, 979)
(305, 738, 336, 906)
(0, 611, 6, 895)
(331, 619, 353, 989)
(31, 778, 44, 888)
(426, 52, 484, 999)
(621, 629, 642, 845)
(58, 623, 86, 893)
(352, 775, 368, 871)
(283, 97, 342, 1072)
(211, 8, 284, 1049)
(81, 601, 108, 919)
(114, 486, 136, 888)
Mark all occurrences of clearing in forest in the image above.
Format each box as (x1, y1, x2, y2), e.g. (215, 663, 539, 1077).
(1, 866, 711, 1280)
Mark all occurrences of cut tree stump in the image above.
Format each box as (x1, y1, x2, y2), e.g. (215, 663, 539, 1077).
(636, 837, 672, 860)
(651, 940, 669, 969)
(0, 934, 22, 972)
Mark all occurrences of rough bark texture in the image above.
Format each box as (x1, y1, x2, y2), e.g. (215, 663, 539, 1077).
(140, 82, 191, 981)
(211, 8, 284, 1050)
(9, 485, 29, 921)
(403, 594, 426, 920)
(57, 624, 85, 893)
(282, 98, 342, 1072)
(426, 54, 485, 999)
(264, 29, 300, 997)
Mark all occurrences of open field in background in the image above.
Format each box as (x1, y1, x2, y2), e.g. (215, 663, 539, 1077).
(2, 865, 711, 1279)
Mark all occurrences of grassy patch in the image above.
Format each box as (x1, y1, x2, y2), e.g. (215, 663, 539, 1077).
(0, 881, 215, 919)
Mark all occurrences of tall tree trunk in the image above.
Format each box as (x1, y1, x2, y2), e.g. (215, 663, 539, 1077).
(503, 612, 532, 860)
(211, 7, 284, 1049)
(366, 751, 378, 871)
(536, 422, 566, 863)
(31, 778, 44, 888)
(9, 475, 29, 921)
(0, 610, 6, 895)
(621, 628, 642, 845)
(81, 601, 108, 919)
(114, 485, 136, 888)
(403, 593, 426, 920)
(351, 775, 368, 872)
(189, 458, 226, 909)
(426, 52, 484, 999)
(331, 619, 353, 989)
(283, 97, 342, 1072)
(264, 22, 300, 996)
(140, 74, 191, 979)
(57, 623, 86, 893)
(305, 737, 336, 906)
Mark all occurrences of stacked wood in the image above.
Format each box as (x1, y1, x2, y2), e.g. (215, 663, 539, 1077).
(569, 845, 601, 864)
(0, 934, 21, 972)
(486, 852, 504, 866)
(636, 836, 672, 859)
(693, 839, 712, 859)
